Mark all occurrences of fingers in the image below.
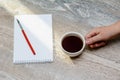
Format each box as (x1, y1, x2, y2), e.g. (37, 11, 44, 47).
(86, 34, 102, 45)
(85, 29, 99, 39)
(85, 28, 107, 48)
(85, 29, 100, 44)
(89, 42, 106, 48)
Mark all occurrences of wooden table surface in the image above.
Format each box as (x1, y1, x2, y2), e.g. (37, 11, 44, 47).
(0, 0, 120, 80)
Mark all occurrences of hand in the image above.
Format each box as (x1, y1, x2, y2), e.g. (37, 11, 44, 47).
(85, 21, 120, 48)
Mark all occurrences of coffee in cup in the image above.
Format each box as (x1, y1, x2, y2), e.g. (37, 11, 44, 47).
(61, 32, 85, 57)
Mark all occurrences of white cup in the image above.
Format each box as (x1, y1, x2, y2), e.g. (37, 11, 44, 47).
(60, 32, 85, 57)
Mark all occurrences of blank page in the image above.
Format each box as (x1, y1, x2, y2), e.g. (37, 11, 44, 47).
(13, 14, 53, 64)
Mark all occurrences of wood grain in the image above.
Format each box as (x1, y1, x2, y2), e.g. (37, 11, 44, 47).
(0, 0, 120, 80)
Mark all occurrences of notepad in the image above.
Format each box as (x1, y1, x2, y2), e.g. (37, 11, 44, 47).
(13, 14, 53, 64)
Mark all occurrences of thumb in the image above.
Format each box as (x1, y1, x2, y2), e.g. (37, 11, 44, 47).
(86, 34, 102, 44)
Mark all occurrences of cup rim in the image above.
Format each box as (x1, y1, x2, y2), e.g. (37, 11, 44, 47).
(60, 32, 86, 57)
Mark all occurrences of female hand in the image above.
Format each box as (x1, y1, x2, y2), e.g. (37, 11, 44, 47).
(85, 21, 120, 48)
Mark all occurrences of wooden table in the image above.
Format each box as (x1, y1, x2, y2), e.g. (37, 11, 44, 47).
(0, 0, 120, 80)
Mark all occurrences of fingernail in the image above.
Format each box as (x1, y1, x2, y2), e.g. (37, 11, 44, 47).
(86, 40, 90, 44)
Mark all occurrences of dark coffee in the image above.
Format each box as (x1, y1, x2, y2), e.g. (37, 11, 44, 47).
(62, 36, 83, 53)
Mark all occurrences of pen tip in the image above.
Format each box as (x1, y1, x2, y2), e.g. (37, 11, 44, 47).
(16, 19, 19, 23)
(33, 53, 36, 55)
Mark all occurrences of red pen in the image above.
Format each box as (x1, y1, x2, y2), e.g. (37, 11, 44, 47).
(17, 19, 36, 55)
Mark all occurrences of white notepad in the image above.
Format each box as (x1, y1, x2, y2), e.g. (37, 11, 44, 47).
(13, 14, 53, 64)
